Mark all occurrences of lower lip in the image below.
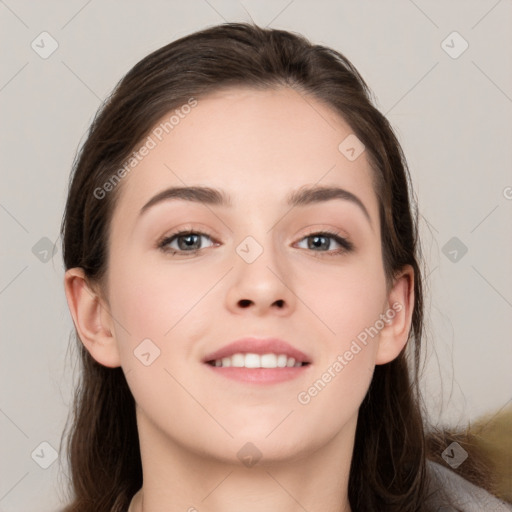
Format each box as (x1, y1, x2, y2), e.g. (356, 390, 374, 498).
(204, 364, 311, 384)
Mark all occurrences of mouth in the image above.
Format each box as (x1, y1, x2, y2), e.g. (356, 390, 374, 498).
(202, 337, 312, 384)
(206, 353, 311, 368)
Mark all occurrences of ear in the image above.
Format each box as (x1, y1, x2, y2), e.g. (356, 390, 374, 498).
(375, 264, 415, 365)
(64, 268, 121, 368)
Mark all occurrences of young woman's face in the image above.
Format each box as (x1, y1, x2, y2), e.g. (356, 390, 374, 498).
(102, 87, 404, 464)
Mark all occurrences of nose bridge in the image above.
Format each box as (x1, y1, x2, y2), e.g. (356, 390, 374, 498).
(226, 226, 294, 314)
(233, 206, 280, 269)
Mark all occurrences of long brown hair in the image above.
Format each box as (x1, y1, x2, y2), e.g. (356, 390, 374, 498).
(59, 22, 490, 511)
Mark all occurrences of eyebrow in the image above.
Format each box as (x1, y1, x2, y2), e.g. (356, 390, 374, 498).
(140, 185, 372, 227)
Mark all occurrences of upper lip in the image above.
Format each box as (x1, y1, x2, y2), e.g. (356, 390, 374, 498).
(202, 337, 312, 364)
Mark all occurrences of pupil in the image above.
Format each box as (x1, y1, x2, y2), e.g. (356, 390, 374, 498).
(179, 234, 200, 250)
(310, 235, 328, 250)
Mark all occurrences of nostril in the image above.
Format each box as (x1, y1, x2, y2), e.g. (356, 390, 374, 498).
(236, 299, 285, 308)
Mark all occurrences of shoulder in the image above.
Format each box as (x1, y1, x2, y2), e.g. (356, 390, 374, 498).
(425, 460, 512, 511)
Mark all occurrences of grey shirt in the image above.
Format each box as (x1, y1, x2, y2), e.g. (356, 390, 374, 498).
(425, 460, 512, 511)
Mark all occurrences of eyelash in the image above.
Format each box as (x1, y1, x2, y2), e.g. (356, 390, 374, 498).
(157, 229, 354, 257)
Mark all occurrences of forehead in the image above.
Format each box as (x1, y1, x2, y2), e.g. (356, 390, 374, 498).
(112, 86, 378, 222)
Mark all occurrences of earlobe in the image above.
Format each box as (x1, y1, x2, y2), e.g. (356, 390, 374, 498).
(375, 265, 415, 365)
(64, 268, 121, 368)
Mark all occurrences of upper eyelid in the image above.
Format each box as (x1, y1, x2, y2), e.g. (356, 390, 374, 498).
(160, 228, 348, 240)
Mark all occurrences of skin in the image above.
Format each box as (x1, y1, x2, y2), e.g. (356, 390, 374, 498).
(65, 86, 414, 512)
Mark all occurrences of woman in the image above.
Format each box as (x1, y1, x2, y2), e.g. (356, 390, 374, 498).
(59, 22, 510, 511)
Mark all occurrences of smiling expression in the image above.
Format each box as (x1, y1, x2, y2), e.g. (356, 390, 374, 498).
(90, 85, 404, 463)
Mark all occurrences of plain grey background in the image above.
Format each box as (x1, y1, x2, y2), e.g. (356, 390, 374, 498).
(1, 1, 511, 510)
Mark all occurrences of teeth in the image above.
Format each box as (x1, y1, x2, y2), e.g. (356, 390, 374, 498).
(210, 353, 306, 369)
(277, 354, 287, 368)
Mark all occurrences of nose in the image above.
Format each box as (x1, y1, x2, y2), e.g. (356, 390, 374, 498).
(225, 237, 296, 317)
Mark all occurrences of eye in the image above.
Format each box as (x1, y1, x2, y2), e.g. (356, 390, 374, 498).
(158, 230, 216, 255)
(295, 230, 354, 255)
(157, 229, 353, 256)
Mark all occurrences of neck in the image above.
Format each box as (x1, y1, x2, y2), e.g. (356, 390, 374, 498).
(130, 411, 356, 512)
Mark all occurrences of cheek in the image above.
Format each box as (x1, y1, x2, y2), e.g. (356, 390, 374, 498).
(293, 270, 382, 433)
(108, 256, 217, 343)
(292, 255, 388, 344)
